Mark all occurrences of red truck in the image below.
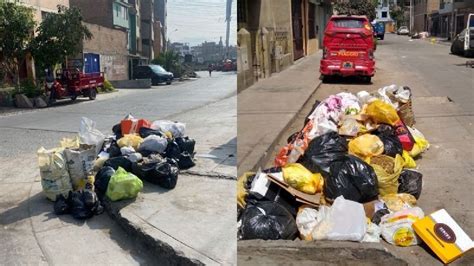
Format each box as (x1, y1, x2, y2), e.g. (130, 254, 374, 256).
(320, 15, 375, 83)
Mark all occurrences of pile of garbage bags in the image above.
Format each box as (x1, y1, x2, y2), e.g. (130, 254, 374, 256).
(238, 85, 431, 247)
(38, 115, 196, 220)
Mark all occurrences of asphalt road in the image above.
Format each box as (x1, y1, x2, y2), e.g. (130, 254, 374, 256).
(0, 71, 236, 264)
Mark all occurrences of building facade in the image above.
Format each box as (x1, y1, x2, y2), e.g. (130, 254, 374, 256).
(154, 0, 167, 55)
(237, 0, 332, 91)
(427, 0, 473, 39)
(375, 0, 396, 32)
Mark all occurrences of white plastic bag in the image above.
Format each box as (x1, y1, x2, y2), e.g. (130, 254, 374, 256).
(296, 206, 324, 240)
(312, 196, 367, 241)
(37, 147, 73, 201)
(79, 117, 105, 155)
(362, 222, 381, 243)
(380, 207, 424, 246)
(138, 135, 168, 153)
(151, 120, 186, 138)
(120, 146, 135, 155)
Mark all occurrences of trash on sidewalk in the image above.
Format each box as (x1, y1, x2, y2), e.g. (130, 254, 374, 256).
(413, 209, 474, 264)
(238, 85, 438, 250)
(37, 116, 197, 220)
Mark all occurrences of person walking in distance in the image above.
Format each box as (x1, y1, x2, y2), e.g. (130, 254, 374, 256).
(208, 64, 213, 77)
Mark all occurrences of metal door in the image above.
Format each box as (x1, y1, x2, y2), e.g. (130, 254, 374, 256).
(84, 53, 100, 73)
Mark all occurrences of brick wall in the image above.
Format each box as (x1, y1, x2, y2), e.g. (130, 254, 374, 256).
(70, 0, 113, 28)
(82, 23, 128, 80)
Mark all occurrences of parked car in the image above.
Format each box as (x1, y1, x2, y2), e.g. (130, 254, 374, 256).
(397, 26, 409, 35)
(320, 15, 375, 83)
(133, 65, 174, 85)
(450, 13, 474, 57)
(373, 22, 385, 40)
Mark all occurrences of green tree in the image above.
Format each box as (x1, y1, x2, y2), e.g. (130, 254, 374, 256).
(151, 50, 183, 77)
(333, 0, 378, 22)
(31, 5, 92, 73)
(0, 2, 36, 85)
(390, 7, 407, 27)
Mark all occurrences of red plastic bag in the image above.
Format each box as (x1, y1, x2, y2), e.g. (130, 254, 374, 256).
(275, 121, 313, 167)
(121, 119, 151, 135)
(393, 120, 415, 151)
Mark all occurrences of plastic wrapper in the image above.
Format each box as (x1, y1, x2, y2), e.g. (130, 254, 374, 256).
(106, 167, 143, 201)
(398, 170, 423, 199)
(369, 154, 404, 196)
(362, 221, 381, 243)
(325, 155, 379, 203)
(239, 201, 298, 240)
(300, 131, 348, 173)
(312, 196, 367, 241)
(275, 121, 313, 167)
(348, 134, 384, 161)
(380, 207, 424, 246)
(282, 163, 324, 195)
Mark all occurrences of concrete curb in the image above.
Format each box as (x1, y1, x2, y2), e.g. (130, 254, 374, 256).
(103, 199, 207, 266)
(247, 80, 323, 172)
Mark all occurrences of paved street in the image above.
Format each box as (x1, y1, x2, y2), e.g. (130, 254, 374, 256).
(239, 33, 474, 265)
(0, 71, 237, 264)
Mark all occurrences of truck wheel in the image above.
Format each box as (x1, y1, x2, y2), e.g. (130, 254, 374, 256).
(88, 88, 97, 100)
(365, 76, 372, 84)
(71, 93, 77, 102)
(48, 91, 56, 106)
(166, 81, 172, 85)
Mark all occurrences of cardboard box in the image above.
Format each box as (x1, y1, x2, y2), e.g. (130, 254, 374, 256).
(413, 209, 474, 264)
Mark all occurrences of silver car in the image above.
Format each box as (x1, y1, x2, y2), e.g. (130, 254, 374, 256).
(397, 26, 409, 35)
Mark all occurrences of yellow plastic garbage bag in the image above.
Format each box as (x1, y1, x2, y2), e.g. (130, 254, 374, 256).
(365, 100, 400, 126)
(106, 167, 143, 201)
(237, 172, 255, 209)
(402, 150, 416, 168)
(407, 127, 430, 157)
(381, 193, 417, 212)
(348, 134, 384, 161)
(37, 147, 73, 201)
(369, 154, 404, 196)
(282, 163, 324, 195)
(117, 134, 143, 150)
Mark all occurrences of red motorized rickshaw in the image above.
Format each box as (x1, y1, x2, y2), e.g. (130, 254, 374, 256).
(320, 15, 375, 83)
(45, 68, 104, 105)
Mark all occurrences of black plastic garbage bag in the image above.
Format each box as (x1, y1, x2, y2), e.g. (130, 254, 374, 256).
(165, 140, 181, 159)
(112, 123, 123, 139)
(70, 191, 93, 220)
(177, 151, 195, 169)
(103, 156, 133, 172)
(94, 166, 115, 196)
(324, 155, 379, 203)
(70, 190, 103, 220)
(133, 159, 179, 189)
(107, 142, 122, 158)
(139, 127, 163, 138)
(373, 124, 403, 157)
(239, 201, 298, 240)
(175, 137, 196, 154)
(371, 208, 390, 225)
(398, 170, 423, 199)
(300, 131, 348, 173)
(54, 194, 70, 215)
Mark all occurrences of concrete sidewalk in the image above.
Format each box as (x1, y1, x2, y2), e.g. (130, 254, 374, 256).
(237, 52, 322, 176)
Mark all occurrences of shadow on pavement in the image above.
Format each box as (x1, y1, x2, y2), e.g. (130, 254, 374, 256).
(322, 76, 372, 85)
(208, 137, 237, 167)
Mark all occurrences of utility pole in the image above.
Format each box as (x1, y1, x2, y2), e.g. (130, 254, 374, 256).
(225, 0, 232, 59)
(410, 0, 414, 34)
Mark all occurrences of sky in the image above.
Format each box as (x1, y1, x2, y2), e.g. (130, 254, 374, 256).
(167, 0, 237, 46)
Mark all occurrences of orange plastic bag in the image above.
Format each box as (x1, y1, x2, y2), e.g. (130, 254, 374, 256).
(275, 121, 313, 167)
